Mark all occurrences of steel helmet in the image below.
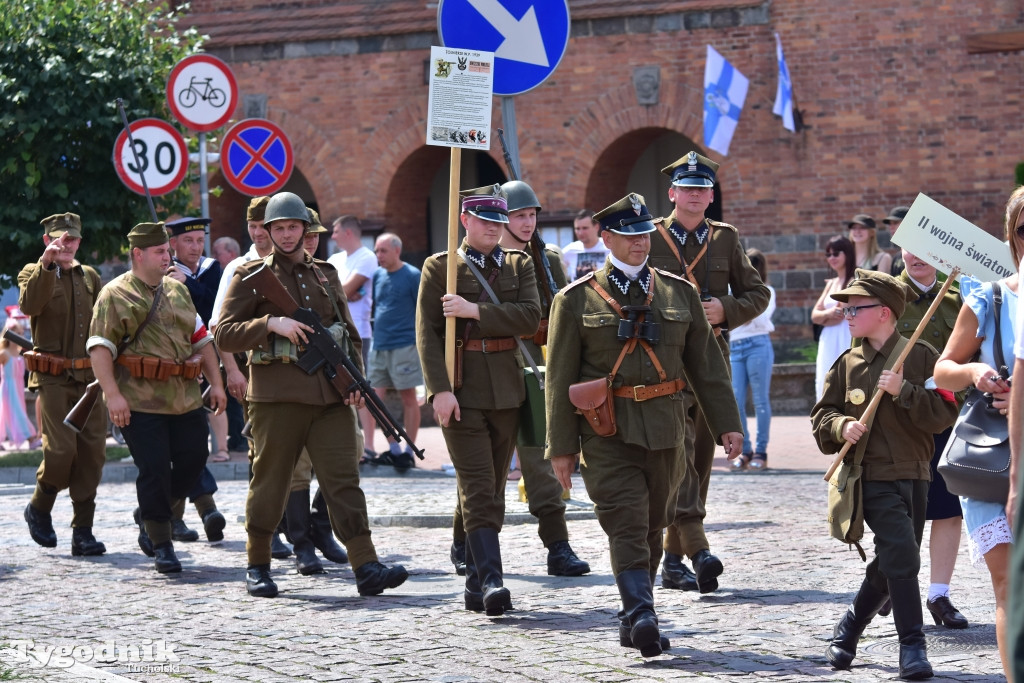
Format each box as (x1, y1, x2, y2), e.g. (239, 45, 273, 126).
(501, 180, 542, 213)
(263, 192, 310, 226)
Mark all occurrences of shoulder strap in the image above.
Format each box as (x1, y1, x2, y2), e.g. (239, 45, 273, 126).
(311, 261, 347, 325)
(992, 281, 1006, 371)
(122, 285, 163, 355)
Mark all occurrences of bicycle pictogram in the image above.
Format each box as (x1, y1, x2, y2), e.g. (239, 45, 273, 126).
(177, 77, 226, 109)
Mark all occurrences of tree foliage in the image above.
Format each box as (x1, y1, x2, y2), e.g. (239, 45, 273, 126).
(0, 1, 203, 286)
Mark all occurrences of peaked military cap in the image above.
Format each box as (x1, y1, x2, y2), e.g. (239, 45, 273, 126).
(459, 184, 509, 224)
(847, 214, 877, 230)
(883, 206, 910, 225)
(165, 217, 210, 236)
(128, 222, 169, 249)
(593, 193, 657, 235)
(40, 213, 82, 239)
(247, 196, 270, 222)
(661, 151, 719, 188)
(831, 268, 915, 319)
(306, 207, 328, 234)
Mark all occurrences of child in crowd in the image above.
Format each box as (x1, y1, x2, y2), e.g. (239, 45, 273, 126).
(1, 318, 40, 450)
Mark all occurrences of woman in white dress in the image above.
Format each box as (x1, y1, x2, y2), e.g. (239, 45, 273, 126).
(811, 236, 855, 398)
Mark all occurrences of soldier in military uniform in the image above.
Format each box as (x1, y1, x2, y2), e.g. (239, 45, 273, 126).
(448, 180, 590, 579)
(18, 213, 107, 556)
(546, 193, 743, 656)
(87, 222, 227, 573)
(416, 185, 541, 615)
(651, 152, 770, 593)
(216, 192, 406, 598)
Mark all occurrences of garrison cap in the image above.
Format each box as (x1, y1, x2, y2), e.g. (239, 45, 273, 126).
(459, 184, 509, 224)
(883, 206, 910, 225)
(40, 213, 82, 239)
(306, 208, 328, 234)
(165, 217, 210, 236)
(831, 268, 915, 319)
(128, 222, 169, 249)
(593, 193, 657, 235)
(247, 196, 270, 222)
(662, 151, 719, 188)
(847, 214, 877, 230)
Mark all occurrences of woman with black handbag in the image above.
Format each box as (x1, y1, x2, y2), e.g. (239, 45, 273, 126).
(934, 185, 1023, 680)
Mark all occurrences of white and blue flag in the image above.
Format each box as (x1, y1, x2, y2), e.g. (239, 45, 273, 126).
(703, 45, 749, 156)
(773, 33, 796, 132)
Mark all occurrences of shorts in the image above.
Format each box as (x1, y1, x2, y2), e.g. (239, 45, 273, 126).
(368, 344, 423, 390)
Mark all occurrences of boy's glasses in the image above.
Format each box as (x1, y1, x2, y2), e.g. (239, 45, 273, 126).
(841, 304, 882, 318)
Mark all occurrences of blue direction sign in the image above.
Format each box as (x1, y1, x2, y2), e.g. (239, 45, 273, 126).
(219, 119, 294, 196)
(438, 0, 570, 96)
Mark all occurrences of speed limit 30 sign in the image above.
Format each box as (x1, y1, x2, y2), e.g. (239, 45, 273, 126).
(111, 118, 188, 197)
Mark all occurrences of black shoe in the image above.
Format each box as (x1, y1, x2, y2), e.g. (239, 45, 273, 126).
(153, 542, 182, 573)
(392, 452, 415, 472)
(270, 533, 292, 559)
(355, 561, 408, 596)
(71, 527, 106, 556)
(691, 549, 723, 594)
(133, 508, 154, 558)
(618, 620, 671, 651)
(661, 552, 698, 591)
(246, 563, 278, 597)
(24, 503, 57, 548)
(546, 540, 591, 576)
(171, 518, 200, 542)
(201, 509, 226, 542)
(451, 539, 467, 576)
(927, 596, 968, 629)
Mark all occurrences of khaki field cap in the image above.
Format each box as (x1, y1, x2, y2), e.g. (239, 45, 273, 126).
(247, 196, 270, 221)
(831, 268, 914, 319)
(127, 222, 169, 249)
(306, 207, 328, 234)
(40, 213, 82, 239)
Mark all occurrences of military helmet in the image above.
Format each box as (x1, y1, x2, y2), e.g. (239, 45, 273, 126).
(501, 180, 542, 213)
(263, 192, 310, 226)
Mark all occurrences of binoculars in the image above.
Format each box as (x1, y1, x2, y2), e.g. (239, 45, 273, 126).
(617, 305, 660, 345)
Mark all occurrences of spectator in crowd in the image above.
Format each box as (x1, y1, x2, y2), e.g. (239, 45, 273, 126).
(0, 318, 39, 450)
(562, 209, 610, 281)
(212, 236, 241, 270)
(1009, 253, 1024, 683)
(848, 213, 893, 273)
(885, 207, 910, 276)
(811, 236, 855, 398)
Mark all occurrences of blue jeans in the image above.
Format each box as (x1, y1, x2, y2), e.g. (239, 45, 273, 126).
(730, 334, 773, 454)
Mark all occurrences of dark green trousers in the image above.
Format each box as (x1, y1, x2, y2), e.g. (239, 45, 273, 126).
(861, 479, 928, 593)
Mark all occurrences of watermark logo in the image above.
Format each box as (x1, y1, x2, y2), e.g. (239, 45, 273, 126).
(5, 638, 180, 672)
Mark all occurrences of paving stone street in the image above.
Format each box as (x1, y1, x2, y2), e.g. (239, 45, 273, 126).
(0, 418, 1007, 682)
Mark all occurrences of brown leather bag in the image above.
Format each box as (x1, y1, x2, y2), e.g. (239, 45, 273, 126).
(568, 376, 616, 437)
(453, 339, 464, 391)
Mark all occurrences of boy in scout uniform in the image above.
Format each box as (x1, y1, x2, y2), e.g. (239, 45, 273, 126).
(651, 151, 770, 593)
(216, 192, 406, 599)
(811, 270, 958, 680)
(18, 213, 107, 556)
(416, 185, 541, 616)
(546, 192, 744, 656)
(87, 222, 227, 573)
(448, 180, 590, 579)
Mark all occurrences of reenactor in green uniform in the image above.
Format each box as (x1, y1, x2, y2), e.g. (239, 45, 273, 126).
(18, 213, 106, 555)
(87, 222, 227, 573)
(416, 185, 541, 616)
(651, 152, 770, 593)
(546, 192, 744, 656)
(448, 180, 590, 578)
(216, 192, 406, 598)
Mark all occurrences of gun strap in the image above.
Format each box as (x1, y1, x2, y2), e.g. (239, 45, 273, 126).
(457, 248, 544, 390)
(120, 285, 163, 356)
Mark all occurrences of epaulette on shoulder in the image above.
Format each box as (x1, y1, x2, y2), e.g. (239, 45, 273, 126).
(652, 267, 696, 289)
(913, 338, 939, 355)
(563, 271, 595, 292)
(504, 247, 530, 258)
(313, 257, 337, 272)
(707, 219, 737, 232)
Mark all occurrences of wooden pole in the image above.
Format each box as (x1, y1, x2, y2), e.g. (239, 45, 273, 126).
(444, 148, 462, 389)
(824, 268, 960, 482)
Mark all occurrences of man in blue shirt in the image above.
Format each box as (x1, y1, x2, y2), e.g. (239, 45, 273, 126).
(367, 233, 423, 469)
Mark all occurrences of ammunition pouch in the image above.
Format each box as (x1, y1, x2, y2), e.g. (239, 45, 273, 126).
(118, 354, 204, 381)
(24, 351, 88, 376)
(568, 376, 616, 437)
(249, 336, 299, 365)
(523, 318, 548, 346)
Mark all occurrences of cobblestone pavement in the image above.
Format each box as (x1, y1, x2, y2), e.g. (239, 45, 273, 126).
(0, 465, 1006, 682)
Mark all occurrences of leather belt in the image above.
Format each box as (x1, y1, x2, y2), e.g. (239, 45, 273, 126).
(462, 337, 516, 353)
(69, 357, 92, 370)
(611, 378, 686, 402)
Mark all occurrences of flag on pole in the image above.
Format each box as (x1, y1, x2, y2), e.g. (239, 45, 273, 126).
(773, 33, 796, 132)
(703, 45, 749, 156)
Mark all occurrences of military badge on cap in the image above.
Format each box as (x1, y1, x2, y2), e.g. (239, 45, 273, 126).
(849, 388, 866, 405)
(460, 183, 509, 224)
(661, 150, 719, 188)
(40, 212, 83, 239)
(593, 192, 657, 235)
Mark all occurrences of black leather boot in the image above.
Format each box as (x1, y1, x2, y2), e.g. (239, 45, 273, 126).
(309, 489, 348, 564)
(71, 527, 106, 556)
(354, 561, 409, 596)
(615, 569, 662, 657)
(451, 539, 467, 576)
(285, 489, 324, 575)
(890, 578, 934, 680)
(826, 578, 889, 670)
(618, 610, 671, 651)
(546, 540, 590, 576)
(170, 499, 199, 542)
(246, 563, 278, 597)
(152, 542, 182, 573)
(200, 509, 226, 542)
(691, 549, 723, 593)
(466, 528, 512, 616)
(661, 552, 698, 591)
(24, 503, 57, 548)
(133, 507, 154, 557)
(463, 539, 484, 611)
(271, 516, 292, 559)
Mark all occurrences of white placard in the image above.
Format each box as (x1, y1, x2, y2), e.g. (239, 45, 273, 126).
(426, 46, 494, 150)
(891, 193, 1015, 281)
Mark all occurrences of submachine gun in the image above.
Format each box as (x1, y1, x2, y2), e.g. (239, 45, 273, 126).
(242, 263, 424, 460)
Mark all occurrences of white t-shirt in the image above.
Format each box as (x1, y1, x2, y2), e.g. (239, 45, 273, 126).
(1016, 257, 1024, 360)
(562, 241, 610, 281)
(210, 244, 261, 329)
(327, 246, 376, 340)
(729, 286, 776, 342)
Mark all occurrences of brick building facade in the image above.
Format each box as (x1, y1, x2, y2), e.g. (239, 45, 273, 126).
(181, 0, 1024, 347)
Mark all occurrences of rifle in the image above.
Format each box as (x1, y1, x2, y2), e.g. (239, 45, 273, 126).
(2, 327, 33, 352)
(241, 262, 424, 459)
(496, 128, 558, 307)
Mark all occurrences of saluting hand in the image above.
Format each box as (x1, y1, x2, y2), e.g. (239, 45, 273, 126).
(268, 315, 313, 346)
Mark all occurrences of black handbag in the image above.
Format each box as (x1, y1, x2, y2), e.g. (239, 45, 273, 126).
(937, 282, 1011, 503)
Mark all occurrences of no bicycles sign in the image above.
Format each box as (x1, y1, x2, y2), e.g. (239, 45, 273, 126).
(166, 54, 238, 133)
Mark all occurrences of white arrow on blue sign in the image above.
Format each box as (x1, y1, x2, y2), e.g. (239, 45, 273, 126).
(438, 0, 570, 96)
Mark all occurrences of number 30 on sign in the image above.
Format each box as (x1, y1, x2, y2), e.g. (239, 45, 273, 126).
(112, 118, 189, 197)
